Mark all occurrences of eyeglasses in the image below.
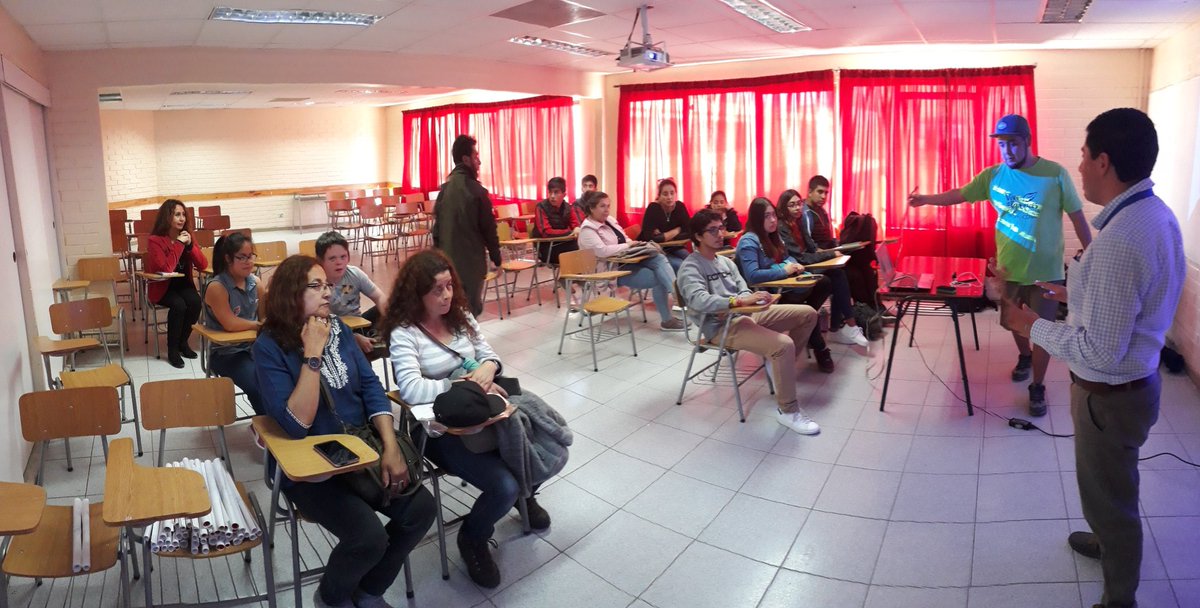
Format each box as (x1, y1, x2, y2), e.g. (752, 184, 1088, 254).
(701, 226, 724, 236)
(234, 253, 258, 262)
(306, 281, 334, 292)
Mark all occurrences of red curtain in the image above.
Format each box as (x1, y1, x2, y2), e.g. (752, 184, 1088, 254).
(617, 71, 835, 225)
(839, 66, 1037, 258)
(402, 95, 576, 200)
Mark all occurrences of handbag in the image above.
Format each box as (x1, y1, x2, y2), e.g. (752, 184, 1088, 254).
(414, 324, 522, 396)
(318, 379, 423, 509)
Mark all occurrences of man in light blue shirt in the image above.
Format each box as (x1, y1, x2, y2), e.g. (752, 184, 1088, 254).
(1006, 108, 1185, 608)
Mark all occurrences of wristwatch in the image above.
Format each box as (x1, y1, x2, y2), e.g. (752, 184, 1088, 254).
(304, 356, 321, 372)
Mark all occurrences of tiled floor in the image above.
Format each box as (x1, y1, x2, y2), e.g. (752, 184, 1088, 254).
(11, 229, 1200, 608)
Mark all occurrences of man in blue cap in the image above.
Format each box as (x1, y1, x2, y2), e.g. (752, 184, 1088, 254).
(909, 114, 1093, 416)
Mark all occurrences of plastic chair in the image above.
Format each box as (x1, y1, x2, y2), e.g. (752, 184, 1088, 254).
(673, 282, 774, 422)
(556, 250, 637, 371)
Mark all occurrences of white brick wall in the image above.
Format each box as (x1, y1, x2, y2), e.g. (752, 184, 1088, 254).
(100, 110, 157, 202)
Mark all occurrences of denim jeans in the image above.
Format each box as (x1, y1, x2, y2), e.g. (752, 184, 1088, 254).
(422, 432, 533, 540)
(617, 253, 677, 322)
(664, 247, 689, 272)
(823, 267, 853, 329)
(284, 478, 436, 603)
(209, 349, 264, 414)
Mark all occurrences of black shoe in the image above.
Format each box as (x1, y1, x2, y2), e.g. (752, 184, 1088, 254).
(180, 345, 198, 359)
(167, 352, 186, 369)
(456, 531, 500, 588)
(1011, 354, 1033, 382)
(1068, 531, 1101, 559)
(1028, 383, 1047, 417)
(519, 496, 551, 530)
(814, 348, 835, 374)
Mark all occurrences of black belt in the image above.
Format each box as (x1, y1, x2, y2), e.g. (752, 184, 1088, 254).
(1070, 371, 1154, 395)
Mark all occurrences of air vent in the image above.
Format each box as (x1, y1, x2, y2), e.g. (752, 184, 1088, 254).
(1041, 0, 1094, 23)
(99, 92, 123, 103)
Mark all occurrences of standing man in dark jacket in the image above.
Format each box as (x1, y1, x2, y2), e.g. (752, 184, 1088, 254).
(433, 135, 502, 316)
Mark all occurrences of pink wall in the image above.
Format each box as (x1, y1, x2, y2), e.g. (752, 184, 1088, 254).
(0, 4, 45, 85)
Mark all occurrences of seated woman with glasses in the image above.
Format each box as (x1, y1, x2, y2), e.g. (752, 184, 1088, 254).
(202, 233, 265, 413)
(736, 198, 836, 373)
(254, 255, 436, 608)
(381, 249, 561, 589)
(776, 189, 868, 348)
(637, 178, 692, 271)
(145, 198, 209, 368)
(577, 191, 684, 332)
(705, 190, 742, 245)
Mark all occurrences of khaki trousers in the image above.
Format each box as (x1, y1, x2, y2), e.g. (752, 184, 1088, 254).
(717, 304, 817, 412)
(1071, 375, 1160, 608)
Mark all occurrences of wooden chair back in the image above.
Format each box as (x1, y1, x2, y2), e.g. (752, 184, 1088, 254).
(140, 378, 236, 431)
(255, 241, 287, 264)
(77, 256, 124, 282)
(132, 218, 155, 235)
(193, 229, 215, 247)
(557, 249, 598, 277)
(110, 223, 128, 254)
(403, 192, 426, 205)
(109, 209, 128, 224)
(140, 209, 159, 222)
(327, 198, 353, 213)
(496, 222, 513, 241)
(49, 297, 114, 334)
(19, 387, 122, 441)
(203, 215, 231, 232)
(356, 198, 386, 221)
(624, 224, 641, 240)
(520, 201, 538, 215)
(200, 247, 215, 270)
(495, 204, 520, 220)
(299, 239, 317, 258)
(397, 201, 422, 217)
(197, 205, 221, 217)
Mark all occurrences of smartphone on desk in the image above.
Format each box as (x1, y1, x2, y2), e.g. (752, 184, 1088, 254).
(313, 439, 359, 468)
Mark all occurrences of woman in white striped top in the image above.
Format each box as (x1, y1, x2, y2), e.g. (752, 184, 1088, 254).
(380, 249, 550, 590)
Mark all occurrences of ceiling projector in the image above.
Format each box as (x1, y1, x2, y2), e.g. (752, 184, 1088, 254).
(618, 4, 672, 71)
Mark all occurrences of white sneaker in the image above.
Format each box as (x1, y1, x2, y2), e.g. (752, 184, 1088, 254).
(830, 324, 868, 347)
(776, 408, 820, 435)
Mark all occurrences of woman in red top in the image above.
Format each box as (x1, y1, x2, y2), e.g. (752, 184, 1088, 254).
(145, 198, 209, 368)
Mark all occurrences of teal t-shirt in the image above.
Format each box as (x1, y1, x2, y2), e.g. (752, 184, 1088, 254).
(960, 158, 1082, 284)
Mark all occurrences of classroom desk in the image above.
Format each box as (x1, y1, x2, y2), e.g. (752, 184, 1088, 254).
(0, 482, 47, 536)
(191, 323, 257, 377)
(658, 239, 690, 248)
(805, 255, 851, 270)
(753, 275, 822, 289)
(878, 256, 986, 416)
(250, 416, 378, 483)
(340, 315, 371, 331)
(51, 279, 90, 303)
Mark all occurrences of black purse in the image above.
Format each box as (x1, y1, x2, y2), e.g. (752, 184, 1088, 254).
(318, 379, 423, 509)
(414, 323, 522, 396)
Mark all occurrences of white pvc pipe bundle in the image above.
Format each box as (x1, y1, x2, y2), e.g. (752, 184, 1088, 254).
(147, 458, 261, 555)
(71, 498, 91, 572)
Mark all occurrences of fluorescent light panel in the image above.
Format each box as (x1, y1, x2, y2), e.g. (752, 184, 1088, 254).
(170, 89, 251, 96)
(509, 35, 609, 57)
(717, 0, 810, 34)
(1040, 0, 1094, 23)
(209, 6, 382, 26)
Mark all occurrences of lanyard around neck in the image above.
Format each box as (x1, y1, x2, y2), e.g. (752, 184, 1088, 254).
(1097, 188, 1154, 231)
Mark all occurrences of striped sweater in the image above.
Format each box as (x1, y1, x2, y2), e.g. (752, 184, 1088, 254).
(388, 314, 503, 405)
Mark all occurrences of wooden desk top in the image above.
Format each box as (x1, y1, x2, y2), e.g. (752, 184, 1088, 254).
(340, 315, 371, 331)
(0, 482, 47, 535)
(191, 323, 257, 345)
(659, 239, 690, 248)
(500, 238, 533, 246)
(52, 279, 90, 291)
(754, 276, 822, 289)
(806, 255, 851, 270)
(4, 501, 120, 578)
(36, 336, 100, 356)
(530, 234, 577, 243)
(250, 416, 378, 482)
(254, 259, 284, 268)
(717, 249, 735, 258)
(499, 214, 535, 222)
(605, 254, 650, 265)
(102, 438, 210, 527)
(136, 271, 183, 281)
(560, 270, 631, 282)
(832, 241, 867, 253)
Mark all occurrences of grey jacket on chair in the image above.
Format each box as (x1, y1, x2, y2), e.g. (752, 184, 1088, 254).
(495, 391, 573, 498)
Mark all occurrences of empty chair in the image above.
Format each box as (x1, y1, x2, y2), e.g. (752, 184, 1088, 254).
(19, 386, 122, 485)
(556, 249, 638, 371)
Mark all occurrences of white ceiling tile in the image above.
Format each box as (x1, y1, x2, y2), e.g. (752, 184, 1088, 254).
(555, 14, 637, 40)
(105, 20, 205, 45)
(919, 22, 998, 44)
(994, 22, 1079, 43)
(99, 0, 215, 22)
(1083, 0, 1200, 23)
(990, 0, 1048, 23)
(902, 1, 993, 24)
(0, 0, 104, 25)
(195, 20, 283, 47)
(21, 22, 108, 48)
(817, 2, 914, 28)
(265, 23, 363, 49)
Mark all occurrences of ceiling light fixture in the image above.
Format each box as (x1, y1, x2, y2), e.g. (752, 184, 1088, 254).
(716, 0, 810, 33)
(334, 88, 398, 95)
(509, 35, 610, 57)
(1039, 0, 1094, 23)
(170, 89, 251, 96)
(209, 7, 382, 26)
